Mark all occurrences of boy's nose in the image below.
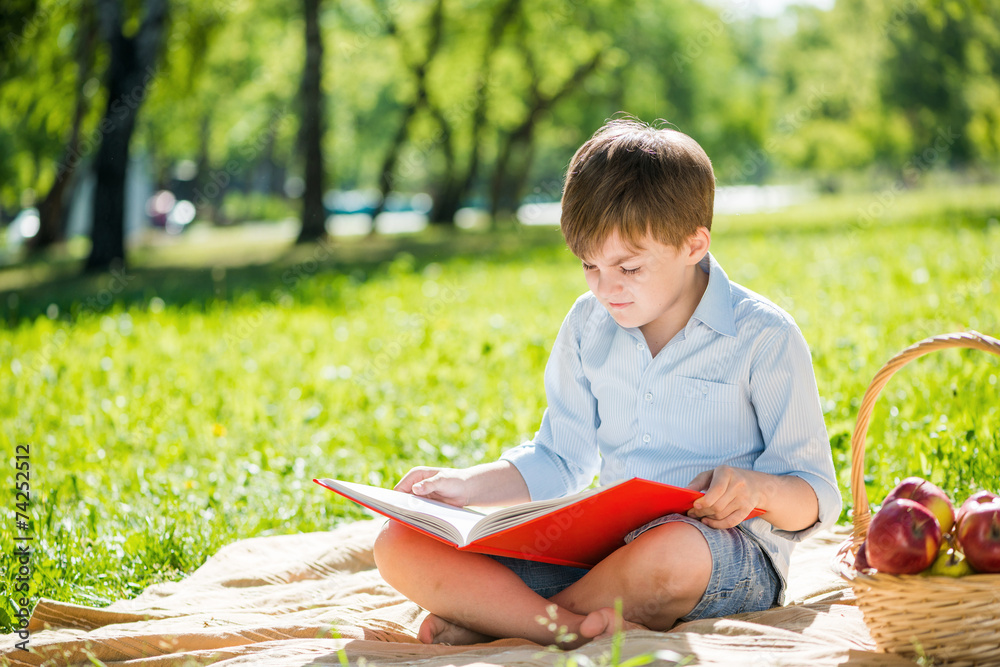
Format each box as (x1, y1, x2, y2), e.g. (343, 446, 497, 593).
(596, 274, 624, 299)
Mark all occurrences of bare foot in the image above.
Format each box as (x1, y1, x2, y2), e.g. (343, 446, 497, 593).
(417, 613, 495, 645)
(578, 607, 648, 641)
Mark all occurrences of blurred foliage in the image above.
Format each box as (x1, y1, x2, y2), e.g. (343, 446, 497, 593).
(221, 191, 298, 223)
(0, 0, 998, 219)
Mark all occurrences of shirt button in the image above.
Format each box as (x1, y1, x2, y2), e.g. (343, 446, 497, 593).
(644, 392, 653, 402)
(642, 433, 651, 443)
(701, 386, 708, 395)
(637, 343, 645, 350)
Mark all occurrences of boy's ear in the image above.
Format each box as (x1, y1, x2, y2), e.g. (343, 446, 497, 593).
(684, 227, 711, 265)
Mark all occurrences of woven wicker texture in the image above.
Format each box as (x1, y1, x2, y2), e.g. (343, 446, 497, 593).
(834, 331, 1000, 666)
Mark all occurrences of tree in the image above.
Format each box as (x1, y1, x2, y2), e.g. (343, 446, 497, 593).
(28, 3, 98, 254)
(488, 41, 604, 221)
(134, 1, 298, 225)
(428, 0, 521, 225)
(880, 0, 1000, 166)
(368, 0, 445, 227)
(85, 0, 168, 273)
(296, 0, 328, 244)
(0, 0, 107, 220)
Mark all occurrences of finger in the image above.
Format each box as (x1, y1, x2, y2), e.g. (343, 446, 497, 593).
(687, 504, 714, 519)
(415, 478, 468, 507)
(410, 473, 443, 496)
(699, 504, 752, 530)
(706, 497, 744, 522)
(687, 499, 735, 519)
(394, 467, 439, 493)
(694, 471, 732, 510)
(686, 470, 713, 493)
(689, 483, 743, 520)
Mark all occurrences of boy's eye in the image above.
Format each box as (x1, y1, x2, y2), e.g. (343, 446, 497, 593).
(582, 262, 640, 275)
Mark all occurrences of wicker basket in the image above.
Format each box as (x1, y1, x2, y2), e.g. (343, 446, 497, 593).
(834, 330, 1000, 667)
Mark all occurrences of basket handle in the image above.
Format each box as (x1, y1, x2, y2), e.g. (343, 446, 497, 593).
(849, 330, 1000, 550)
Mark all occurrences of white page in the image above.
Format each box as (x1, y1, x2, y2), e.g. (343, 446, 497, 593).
(327, 480, 486, 545)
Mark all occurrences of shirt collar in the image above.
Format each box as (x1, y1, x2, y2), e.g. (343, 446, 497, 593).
(690, 252, 737, 338)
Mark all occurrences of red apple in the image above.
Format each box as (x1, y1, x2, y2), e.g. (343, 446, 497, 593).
(884, 476, 956, 534)
(866, 498, 943, 575)
(956, 499, 1000, 573)
(956, 490, 1000, 532)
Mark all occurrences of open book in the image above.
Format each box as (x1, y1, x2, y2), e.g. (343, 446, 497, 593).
(314, 477, 765, 568)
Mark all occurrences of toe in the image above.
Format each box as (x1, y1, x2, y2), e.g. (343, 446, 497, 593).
(579, 608, 613, 639)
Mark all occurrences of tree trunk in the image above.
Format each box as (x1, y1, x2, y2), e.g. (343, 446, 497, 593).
(368, 106, 414, 228)
(508, 138, 536, 216)
(32, 159, 75, 252)
(368, 0, 445, 230)
(488, 50, 603, 225)
(433, 0, 521, 225)
(426, 106, 458, 224)
(28, 3, 97, 255)
(84, 0, 168, 274)
(296, 0, 328, 244)
(489, 123, 532, 223)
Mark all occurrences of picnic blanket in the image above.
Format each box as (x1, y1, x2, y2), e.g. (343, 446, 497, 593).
(1, 520, 918, 666)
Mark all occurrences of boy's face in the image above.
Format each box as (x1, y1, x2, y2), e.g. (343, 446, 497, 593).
(579, 230, 708, 334)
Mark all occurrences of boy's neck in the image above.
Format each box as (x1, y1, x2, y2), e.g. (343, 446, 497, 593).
(639, 262, 710, 358)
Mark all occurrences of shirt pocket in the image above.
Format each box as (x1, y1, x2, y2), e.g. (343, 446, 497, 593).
(660, 376, 752, 461)
(673, 376, 741, 403)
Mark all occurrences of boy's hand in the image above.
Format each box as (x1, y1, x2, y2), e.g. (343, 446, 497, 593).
(394, 461, 532, 508)
(394, 467, 473, 507)
(685, 466, 771, 530)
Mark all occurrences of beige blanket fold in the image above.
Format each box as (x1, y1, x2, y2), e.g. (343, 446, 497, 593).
(1, 521, 917, 666)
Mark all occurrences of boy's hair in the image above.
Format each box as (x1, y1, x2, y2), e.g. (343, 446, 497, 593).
(560, 118, 715, 259)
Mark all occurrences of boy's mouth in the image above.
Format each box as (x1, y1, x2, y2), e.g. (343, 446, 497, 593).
(608, 301, 632, 310)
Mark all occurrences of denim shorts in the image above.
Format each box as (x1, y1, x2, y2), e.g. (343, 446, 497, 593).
(490, 513, 781, 623)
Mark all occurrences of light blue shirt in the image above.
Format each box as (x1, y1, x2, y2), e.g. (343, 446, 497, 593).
(500, 252, 842, 601)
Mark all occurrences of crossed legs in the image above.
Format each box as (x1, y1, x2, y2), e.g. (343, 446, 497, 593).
(373, 519, 712, 647)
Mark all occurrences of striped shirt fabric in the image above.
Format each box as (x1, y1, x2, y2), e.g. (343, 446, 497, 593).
(500, 252, 842, 600)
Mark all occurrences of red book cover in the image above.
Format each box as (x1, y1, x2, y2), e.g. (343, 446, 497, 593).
(315, 477, 765, 569)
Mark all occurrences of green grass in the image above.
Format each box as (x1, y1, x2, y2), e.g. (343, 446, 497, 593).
(1, 185, 999, 634)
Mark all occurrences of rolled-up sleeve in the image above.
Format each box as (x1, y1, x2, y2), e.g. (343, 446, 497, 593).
(749, 322, 842, 541)
(500, 298, 601, 501)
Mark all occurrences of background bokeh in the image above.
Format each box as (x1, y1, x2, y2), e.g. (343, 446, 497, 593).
(1, 0, 998, 269)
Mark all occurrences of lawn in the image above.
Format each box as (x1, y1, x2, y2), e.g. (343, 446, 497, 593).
(2, 184, 999, 633)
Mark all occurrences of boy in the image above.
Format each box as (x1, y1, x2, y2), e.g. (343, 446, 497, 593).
(373, 118, 841, 648)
